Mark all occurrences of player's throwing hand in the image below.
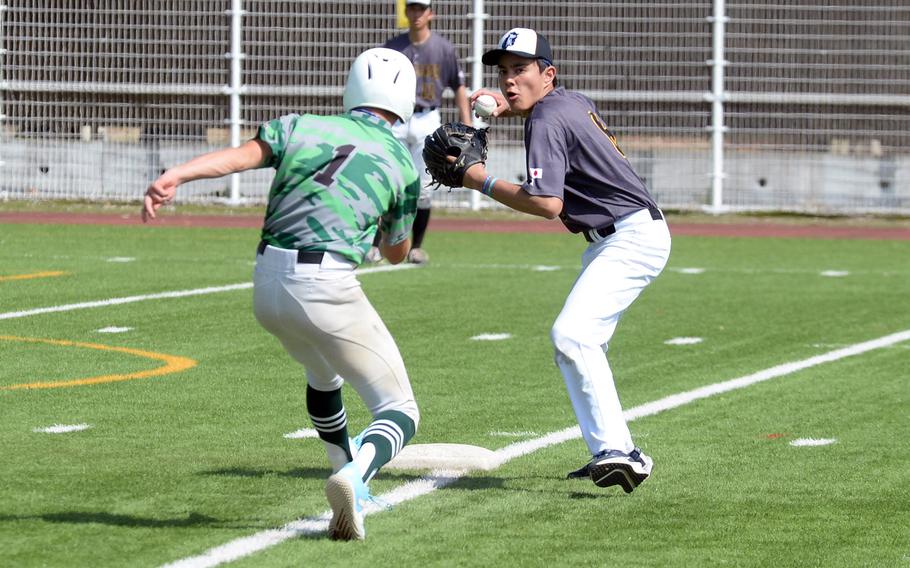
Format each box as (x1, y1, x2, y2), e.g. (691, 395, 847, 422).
(469, 89, 512, 118)
(141, 175, 179, 222)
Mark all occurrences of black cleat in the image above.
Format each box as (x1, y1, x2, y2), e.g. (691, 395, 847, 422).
(587, 447, 653, 493)
(566, 461, 591, 479)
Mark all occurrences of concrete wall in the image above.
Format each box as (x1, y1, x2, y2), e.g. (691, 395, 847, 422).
(2, 138, 907, 213)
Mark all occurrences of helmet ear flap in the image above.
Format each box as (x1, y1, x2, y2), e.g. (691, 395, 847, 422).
(343, 48, 416, 122)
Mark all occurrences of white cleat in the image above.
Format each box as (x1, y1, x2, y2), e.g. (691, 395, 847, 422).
(407, 247, 429, 265)
(325, 462, 368, 541)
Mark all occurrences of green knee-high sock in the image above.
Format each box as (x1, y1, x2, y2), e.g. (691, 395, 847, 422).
(353, 410, 416, 483)
(306, 385, 353, 472)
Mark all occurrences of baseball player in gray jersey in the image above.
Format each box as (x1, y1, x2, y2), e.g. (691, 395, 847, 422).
(142, 48, 422, 540)
(366, 0, 472, 265)
(464, 28, 672, 493)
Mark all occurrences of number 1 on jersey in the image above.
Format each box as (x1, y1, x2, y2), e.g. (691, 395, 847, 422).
(314, 144, 356, 187)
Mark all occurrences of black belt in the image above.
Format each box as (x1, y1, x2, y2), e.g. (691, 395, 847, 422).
(257, 240, 325, 264)
(414, 105, 437, 113)
(584, 207, 663, 243)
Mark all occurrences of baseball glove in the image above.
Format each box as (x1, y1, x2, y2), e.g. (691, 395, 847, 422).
(422, 122, 488, 188)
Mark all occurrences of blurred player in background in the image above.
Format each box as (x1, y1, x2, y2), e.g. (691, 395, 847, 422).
(142, 48, 422, 540)
(464, 28, 672, 493)
(366, 0, 472, 265)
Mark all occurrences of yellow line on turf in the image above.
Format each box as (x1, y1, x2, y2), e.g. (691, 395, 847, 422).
(0, 335, 197, 390)
(0, 270, 68, 282)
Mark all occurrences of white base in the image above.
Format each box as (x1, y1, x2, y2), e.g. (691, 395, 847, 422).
(385, 443, 499, 472)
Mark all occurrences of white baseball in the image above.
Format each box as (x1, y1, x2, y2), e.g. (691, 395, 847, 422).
(473, 94, 498, 118)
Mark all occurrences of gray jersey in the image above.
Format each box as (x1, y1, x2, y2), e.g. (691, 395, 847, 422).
(521, 87, 657, 232)
(384, 32, 465, 111)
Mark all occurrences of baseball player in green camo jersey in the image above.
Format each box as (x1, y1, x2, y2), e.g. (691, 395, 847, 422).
(142, 48, 421, 541)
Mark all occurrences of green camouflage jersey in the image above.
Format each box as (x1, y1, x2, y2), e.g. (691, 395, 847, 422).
(257, 109, 420, 264)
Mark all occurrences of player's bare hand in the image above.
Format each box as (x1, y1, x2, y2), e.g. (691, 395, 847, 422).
(141, 174, 179, 223)
(469, 89, 511, 118)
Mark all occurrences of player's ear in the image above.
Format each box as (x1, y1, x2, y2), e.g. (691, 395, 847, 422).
(543, 65, 557, 87)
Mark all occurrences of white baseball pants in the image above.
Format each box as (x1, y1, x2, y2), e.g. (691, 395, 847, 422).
(550, 208, 671, 455)
(392, 108, 440, 209)
(252, 245, 419, 424)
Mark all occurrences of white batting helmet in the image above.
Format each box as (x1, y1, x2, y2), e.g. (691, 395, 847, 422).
(343, 48, 416, 123)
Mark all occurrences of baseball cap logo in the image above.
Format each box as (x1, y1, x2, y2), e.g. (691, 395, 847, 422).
(482, 27, 552, 67)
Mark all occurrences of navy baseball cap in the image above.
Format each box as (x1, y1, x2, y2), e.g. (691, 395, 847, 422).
(482, 28, 553, 66)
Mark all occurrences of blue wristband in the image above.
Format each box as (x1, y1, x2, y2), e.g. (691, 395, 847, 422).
(481, 176, 497, 196)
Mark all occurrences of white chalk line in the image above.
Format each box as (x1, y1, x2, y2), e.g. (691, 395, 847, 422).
(2, 260, 901, 323)
(811, 342, 910, 350)
(33, 423, 92, 434)
(664, 337, 703, 345)
(283, 428, 319, 440)
(790, 438, 837, 447)
(160, 327, 910, 568)
(470, 333, 512, 341)
(96, 326, 133, 334)
(0, 264, 415, 321)
(490, 431, 541, 438)
(668, 266, 906, 277)
(0, 283, 254, 321)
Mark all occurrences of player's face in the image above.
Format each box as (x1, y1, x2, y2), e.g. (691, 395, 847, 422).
(405, 4, 432, 30)
(497, 54, 554, 114)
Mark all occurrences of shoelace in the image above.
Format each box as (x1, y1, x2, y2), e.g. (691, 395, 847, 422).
(362, 493, 393, 512)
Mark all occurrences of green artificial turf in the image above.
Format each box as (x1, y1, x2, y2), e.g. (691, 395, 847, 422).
(1, 222, 908, 567)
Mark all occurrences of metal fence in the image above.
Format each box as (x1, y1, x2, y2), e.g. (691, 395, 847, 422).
(1, 1, 908, 214)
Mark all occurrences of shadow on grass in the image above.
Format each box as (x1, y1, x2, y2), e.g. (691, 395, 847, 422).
(441, 475, 507, 491)
(568, 491, 603, 499)
(201, 466, 329, 479)
(201, 466, 426, 483)
(0, 511, 261, 529)
(198, 464, 618, 504)
(442, 473, 622, 500)
(200, 466, 521, 496)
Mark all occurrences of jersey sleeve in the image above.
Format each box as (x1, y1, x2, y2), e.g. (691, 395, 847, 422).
(380, 177, 419, 245)
(521, 119, 568, 199)
(257, 114, 298, 168)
